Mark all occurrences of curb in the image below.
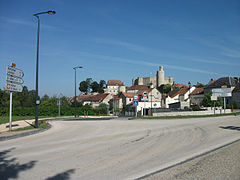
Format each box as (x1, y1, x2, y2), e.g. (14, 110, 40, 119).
(0, 124, 51, 142)
(134, 138, 240, 180)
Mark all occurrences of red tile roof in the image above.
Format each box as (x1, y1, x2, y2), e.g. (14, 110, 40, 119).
(169, 88, 188, 98)
(190, 88, 204, 95)
(127, 85, 149, 91)
(121, 92, 137, 98)
(88, 93, 110, 102)
(107, 80, 124, 86)
(173, 84, 188, 89)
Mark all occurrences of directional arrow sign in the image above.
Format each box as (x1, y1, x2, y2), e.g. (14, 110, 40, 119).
(6, 66, 24, 78)
(6, 82, 23, 92)
(6, 75, 24, 84)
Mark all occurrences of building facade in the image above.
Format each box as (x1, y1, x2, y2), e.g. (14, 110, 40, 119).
(105, 80, 126, 95)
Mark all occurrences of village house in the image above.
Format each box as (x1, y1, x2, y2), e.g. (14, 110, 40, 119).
(204, 77, 239, 106)
(162, 86, 196, 109)
(82, 93, 113, 108)
(189, 88, 205, 106)
(104, 80, 126, 95)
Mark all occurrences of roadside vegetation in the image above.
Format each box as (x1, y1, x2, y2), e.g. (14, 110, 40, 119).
(12, 120, 50, 131)
(0, 86, 108, 125)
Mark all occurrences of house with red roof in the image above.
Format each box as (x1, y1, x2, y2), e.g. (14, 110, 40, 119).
(105, 80, 126, 95)
(189, 88, 204, 106)
(82, 93, 113, 108)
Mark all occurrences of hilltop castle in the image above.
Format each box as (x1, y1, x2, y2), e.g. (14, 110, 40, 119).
(132, 66, 173, 88)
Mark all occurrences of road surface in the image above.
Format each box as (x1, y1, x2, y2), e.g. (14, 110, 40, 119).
(0, 116, 240, 180)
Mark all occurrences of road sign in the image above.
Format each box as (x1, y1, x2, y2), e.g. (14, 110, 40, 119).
(6, 82, 23, 92)
(6, 66, 24, 78)
(6, 75, 24, 84)
(211, 96, 218, 101)
(133, 100, 138, 106)
(133, 95, 139, 101)
(142, 91, 148, 97)
(212, 88, 232, 97)
(142, 97, 148, 102)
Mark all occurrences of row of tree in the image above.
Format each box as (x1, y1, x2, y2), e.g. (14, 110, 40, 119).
(79, 78, 106, 94)
(0, 86, 108, 116)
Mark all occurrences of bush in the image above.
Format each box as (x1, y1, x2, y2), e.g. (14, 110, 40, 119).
(192, 105, 201, 111)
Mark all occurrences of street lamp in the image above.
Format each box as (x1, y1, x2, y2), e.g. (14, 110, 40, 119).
(33, 10, 56, 128)
(73, 66, 83, 117)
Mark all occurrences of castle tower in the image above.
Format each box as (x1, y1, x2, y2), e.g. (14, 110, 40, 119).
(157, 66, 164, 87)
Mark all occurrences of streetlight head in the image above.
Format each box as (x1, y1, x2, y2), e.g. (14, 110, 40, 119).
(48, 11, 56, 15)
(73, 66, 83, 70)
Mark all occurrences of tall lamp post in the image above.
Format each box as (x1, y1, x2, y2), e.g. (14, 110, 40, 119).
(73, 66, 83, 117)
(33, 10, 56, 128)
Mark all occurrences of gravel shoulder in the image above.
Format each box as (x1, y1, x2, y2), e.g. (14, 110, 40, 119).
(142, 139, 240, 180)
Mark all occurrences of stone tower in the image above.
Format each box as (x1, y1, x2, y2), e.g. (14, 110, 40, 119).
(157, 66, 164, 87)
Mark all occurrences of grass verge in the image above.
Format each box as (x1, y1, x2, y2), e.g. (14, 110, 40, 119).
(0, 116, 47, 125)
(12, 120, 50, 131)
(132, 111, 240, 119)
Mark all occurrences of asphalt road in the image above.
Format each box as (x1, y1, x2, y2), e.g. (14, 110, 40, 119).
(0, 116, 240, 180)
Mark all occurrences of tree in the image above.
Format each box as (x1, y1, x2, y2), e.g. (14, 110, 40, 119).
(79, 78, 92, 94)
(98, 80, 106, 93)
(41, 94, 50, 102)
(201, 92, 222, 107)
(90, 81, 99, 93)
(95, 103, 108, 115)
(157, 84, 172, 94)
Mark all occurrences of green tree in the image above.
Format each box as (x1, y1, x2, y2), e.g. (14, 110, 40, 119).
(79, 78, 92, 94)
(95, 103, 108, 115)
(41, 94, 50, 102)
(90, 81, 99, 93)
(157, 84, 172, 94)
(98, 80, 106, 93)
(201, 92, 222, 107)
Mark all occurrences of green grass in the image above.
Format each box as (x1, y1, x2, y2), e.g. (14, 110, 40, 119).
(13, 120, 50, 131)
(0, 116, 47, 125)
(132, 111, 240, 120)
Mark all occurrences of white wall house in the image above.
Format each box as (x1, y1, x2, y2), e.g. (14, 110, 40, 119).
(162, 87, 196, 108)
(105, 80, 125, 95)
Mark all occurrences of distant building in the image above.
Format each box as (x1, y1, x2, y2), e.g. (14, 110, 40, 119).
(189, 88, 204, 106)
(105, 80, 126, 95)
(82, 93, 113, 108)
(232, 82, 240, 108)
(204, 77, 238, 94)
(132, 66, 173, 88)
(162, 86, 196, 109)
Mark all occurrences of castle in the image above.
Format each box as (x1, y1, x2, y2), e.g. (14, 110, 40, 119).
(132, 66, 173, 88)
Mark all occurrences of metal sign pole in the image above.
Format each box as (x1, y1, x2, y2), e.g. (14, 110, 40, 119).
(224, 97, 226, 114)
(9, 92, 12, 131)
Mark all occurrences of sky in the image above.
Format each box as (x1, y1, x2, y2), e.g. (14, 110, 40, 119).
(0, 0, 240, 97)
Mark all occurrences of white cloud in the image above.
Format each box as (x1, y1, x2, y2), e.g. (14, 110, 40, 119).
(77, 51, 220, 75)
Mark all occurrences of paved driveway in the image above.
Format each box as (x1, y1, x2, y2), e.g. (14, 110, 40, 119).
(0, 116, 240, 180)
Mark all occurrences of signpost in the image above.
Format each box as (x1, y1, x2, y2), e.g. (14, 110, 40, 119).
(133, 95, 139, 117)
(142, 91, 149, 116)
(6, 64, 24, 130)
(212, 88, 232, 114)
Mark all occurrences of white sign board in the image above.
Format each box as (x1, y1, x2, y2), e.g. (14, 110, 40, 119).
(6, 66, 24, 78)
(212, 88, 232, 97)
(6, 75, 24, 84)
(6, 82, 23, 92)
(142, 97, 148, 102)
(6, 65, 24, 92)
(211, 96, 218, 101)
